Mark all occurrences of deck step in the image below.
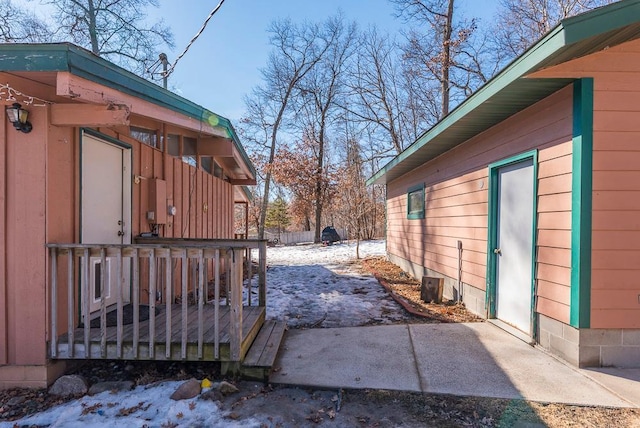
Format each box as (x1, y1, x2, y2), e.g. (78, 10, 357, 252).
(241, 320, 286, 381)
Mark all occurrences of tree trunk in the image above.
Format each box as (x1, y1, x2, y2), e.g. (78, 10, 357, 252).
(441, 0, 454, 118)
(87, 0, 99, 54)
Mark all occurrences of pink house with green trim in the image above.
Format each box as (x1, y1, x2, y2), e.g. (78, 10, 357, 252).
(0, 43, 284, 390)
(369, 1, 640, 368)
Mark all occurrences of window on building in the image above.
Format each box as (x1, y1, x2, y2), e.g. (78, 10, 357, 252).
(201, 156, 213, 174)
(131, 126, 159, 149)
(182, 137, 197, 167)
(167, 134, 180, 157)
(407, 184, 425, 219)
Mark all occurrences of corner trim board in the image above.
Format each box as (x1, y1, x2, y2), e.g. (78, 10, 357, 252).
(570, 78, 593, 328)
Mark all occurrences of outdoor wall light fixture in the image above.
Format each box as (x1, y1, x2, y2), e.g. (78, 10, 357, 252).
(5, 103, 32, 133)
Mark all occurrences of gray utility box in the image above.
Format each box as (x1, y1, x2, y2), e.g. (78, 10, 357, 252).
(421, 276, 444, 303)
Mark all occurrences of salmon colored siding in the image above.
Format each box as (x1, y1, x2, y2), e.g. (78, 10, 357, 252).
(97, 130, 235, 240)
(592, 64, 640, 328)
(2, 104, 49, 365)
(387, 87, 574, 322)
(529, 38, 640, 329)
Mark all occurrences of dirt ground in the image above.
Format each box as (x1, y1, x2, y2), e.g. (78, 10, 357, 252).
(2, 256, 640, 427)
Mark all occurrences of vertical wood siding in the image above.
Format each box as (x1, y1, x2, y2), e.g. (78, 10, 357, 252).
(3, 103, 50, 365)
(103, 134, 236, 240)
(387, 87, 573, 321)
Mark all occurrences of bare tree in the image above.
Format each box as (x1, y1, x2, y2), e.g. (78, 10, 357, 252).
(346, 27, 416, 156)
(241, 18, 330, 240)
(293, 15, 357, 242)
(40, 0, 173, 74)
(492, 0, 617, 59)
(392, 0, 489, 118)
(0, 0, 52, 42)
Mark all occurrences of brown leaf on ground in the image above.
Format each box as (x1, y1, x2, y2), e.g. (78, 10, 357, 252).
(360, 256, 482, 323)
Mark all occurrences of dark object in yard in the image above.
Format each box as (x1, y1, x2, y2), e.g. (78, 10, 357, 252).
(80, 304, 160, 328)
(321, 226, 340, 245)
(421, 276, 444, 303)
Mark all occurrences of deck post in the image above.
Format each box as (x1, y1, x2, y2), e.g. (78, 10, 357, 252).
(82, 248, 90, 357)
(229, 248, 243, 361)
(181, 250, 188, 359)
(50, 248, 58, 358)
(246, 246, 252, 306)
(197, 249, 204, 359)
(149, 249, 156, 359)
(99, 248, 107, 358)
(258, 240, 267, 307)
(214, 249, 220, 359)
(132, 248, 139, 359)
(67, 250, 74, 358)
(164, 249, 172, 359)
(116, 248, 123, 358)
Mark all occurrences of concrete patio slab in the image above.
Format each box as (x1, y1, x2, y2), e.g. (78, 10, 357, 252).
(270, 325, 421, 391)
(270, 322, 638, 408)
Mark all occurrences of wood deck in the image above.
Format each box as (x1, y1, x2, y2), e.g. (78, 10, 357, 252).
(52, 305, 266, 362)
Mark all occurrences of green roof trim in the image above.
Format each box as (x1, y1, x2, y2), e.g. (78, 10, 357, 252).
(0, 43, 256, 179)
(368, 0, 640, 185)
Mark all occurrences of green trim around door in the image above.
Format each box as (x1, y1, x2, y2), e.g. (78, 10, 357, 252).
(570, 78, 593, 328)
(486, 150, 539, 331)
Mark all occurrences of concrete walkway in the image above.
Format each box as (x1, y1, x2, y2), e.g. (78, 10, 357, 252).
(270, 322, 640, 408)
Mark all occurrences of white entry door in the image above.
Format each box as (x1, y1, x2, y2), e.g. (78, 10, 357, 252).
(81, 131, 132, 314)
(494, 159, 534, 334)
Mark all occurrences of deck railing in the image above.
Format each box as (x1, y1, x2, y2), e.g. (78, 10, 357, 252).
(47, 239, 267, 362)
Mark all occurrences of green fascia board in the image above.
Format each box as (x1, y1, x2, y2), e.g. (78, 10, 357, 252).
(240, 185, 254, 202)
(367, 0, 640, 186)
(561, 0, 640, 45)
(0, 43, 256, 179)
(570, 78, 593, 328)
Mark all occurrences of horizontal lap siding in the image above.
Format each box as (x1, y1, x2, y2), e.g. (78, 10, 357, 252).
(529, 38, 640, 328)
(536, 141, 572, 324)
(387, 87, 573, 303)
(590, 42, 640, 328)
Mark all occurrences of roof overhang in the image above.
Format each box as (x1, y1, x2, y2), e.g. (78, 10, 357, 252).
(0, 43, 256, 182)
(368, 0, 640, 185)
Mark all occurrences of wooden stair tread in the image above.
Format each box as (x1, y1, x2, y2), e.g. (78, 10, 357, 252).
(243, 320, 286, 368)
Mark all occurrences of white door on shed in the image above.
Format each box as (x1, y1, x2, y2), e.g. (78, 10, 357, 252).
(81, 132, 132, 315)
(494, 159, 534, 334)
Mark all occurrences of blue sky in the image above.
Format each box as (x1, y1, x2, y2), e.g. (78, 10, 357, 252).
(153, 0, 499, 123)
(20, 0, 498, 123)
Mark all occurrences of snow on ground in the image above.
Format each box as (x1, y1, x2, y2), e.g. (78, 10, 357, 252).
(262, 239, 410, 328)
(0, 381, 260, 428)
(2, 240, 408, 428)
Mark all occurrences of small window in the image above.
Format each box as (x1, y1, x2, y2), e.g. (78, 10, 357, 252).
(201, 156, 213, 174)
(167, 134, 180, 157)
(213, 161, 223, 178)
(182, 137, 197, 167)
(131, 126, 159, 149)
(407, 184, 425, 219)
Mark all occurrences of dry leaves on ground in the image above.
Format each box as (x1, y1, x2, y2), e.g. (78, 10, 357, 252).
(361, 256, 482, 323)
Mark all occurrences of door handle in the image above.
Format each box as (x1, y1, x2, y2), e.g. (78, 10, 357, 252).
(493, 248, 502, 255)
(117, 230, 125, 237)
